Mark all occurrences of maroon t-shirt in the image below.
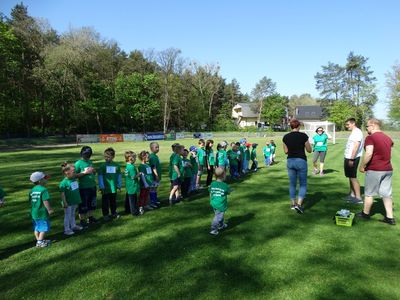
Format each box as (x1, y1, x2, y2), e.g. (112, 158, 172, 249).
(364, 132, 393, 171)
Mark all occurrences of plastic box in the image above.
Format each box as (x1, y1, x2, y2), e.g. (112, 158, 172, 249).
(335, 211, 355, 227)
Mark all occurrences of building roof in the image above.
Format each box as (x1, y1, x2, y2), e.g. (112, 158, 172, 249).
(295, 106, 323, 120)
(232, 102, 258, 118)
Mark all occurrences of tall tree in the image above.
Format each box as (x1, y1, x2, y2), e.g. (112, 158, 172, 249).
(314, 62, 345, 102)
(386, 63, 400, 125)
(262, 94, 289, 126)
(251, 76, 277, 123)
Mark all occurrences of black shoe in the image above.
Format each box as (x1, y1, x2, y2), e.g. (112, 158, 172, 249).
(295, 205, 304, 214)
(80, 220, 88, 229)
(88, 216, 99, 224)
(380, 217, 396, 225)
(356, 211, 371, 220)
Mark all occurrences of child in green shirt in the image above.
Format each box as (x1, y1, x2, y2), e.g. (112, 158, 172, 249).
(169, 144, 183, 205)
(189, 146, 198, 192)
(270, 140, 277, 164)
(29, 171, 53, 248)
(138, 151, 154, 214)
(216, 141, 229, 170)
(250, 143, 258, 171)
(196, 139, 206, 189)
(98, 147, 122, 221)
(124, 151, 140, 216)
(149, 142, 161, 208)
(227, 143, 240, 179)
(181, 149, 193, 198)
(59, 162, 83, 235)
(209, 167, 230, 235)
(206, 139, 215, 186)
(263, 142, 272, 166)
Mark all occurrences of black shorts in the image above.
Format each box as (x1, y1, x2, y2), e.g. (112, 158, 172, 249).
(170, 179, 181, 187)
(78, 187, 97, 214)
(344, 158, 360, 178)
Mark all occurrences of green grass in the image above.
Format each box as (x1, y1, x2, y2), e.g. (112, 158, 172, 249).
(0, 138, 399, 299)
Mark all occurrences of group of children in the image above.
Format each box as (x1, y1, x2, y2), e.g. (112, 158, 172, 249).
(14, 137, 277, 247)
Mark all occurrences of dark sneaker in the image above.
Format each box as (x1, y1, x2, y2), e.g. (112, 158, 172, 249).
(351, 197, 364, 204)
(88, 216, 99, 224)
(80, 220, 89, 228)
(218, 223, 228, 230)
(356, 211, 371, 220)
(295, 205, 304, 214)
(380, 217, 396, 225)
(112, 213, 120, 219)
(290, 204, 296, 210)
(210, 229, 219, 235)
(103, 215, 111, 221)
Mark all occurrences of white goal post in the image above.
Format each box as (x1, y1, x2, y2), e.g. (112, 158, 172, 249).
(302, 121, 336, 144)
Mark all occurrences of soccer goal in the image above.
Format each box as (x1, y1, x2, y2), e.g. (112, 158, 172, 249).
(302, 121, 336, 144)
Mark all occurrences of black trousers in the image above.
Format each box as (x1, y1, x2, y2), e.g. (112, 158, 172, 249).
(125, 193, 139, 215)
(206, 165, 214, 186)
(181, 177, 192, 197)
(102, 193, 117, 216)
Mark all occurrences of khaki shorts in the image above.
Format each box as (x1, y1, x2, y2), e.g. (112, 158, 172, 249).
(364, 171, 392, 198)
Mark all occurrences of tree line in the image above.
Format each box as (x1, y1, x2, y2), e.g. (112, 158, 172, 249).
(1, 4, 398, 137)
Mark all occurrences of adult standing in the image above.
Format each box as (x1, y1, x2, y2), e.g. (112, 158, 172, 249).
(344, 118, 364, 204)
(282, 119, 312, 214)
(358, 119, 395, 225)
(312, 127, 329, 176)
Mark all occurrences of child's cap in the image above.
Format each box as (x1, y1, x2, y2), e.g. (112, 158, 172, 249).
(246, 142, 251, 147)
(252, 143, 258, 148)
(30, 171, 49, 183)
(189, 146, 197, 152)
(220, 141, 227, 147)
(239, 139, 246, 144)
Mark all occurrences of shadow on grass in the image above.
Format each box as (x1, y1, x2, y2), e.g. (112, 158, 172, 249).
(226, 212, 255, 230)
(323, 168, 339, 174)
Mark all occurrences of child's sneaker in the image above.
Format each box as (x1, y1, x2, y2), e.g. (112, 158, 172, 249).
(64, 230, 75, 236)
(139, 207, 144, 215)
(209, 229, 219, 235)
(88, 216, 99, 224)
(319, 171, 324, 176)
(80, 220, 88, 228)
(145, 205, 154, 211)
(313, 168, 318, 175)
(103, 215, 111, 221)
(36, 240, 49, 248)
(290, 204, 296, 210)
(218, 223, 228, 230)
(112, 213, 120, 219)
(72, 225, 83, 231)
(295, 205, 304, 214)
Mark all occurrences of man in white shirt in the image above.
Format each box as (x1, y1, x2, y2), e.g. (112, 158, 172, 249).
(344, 118, 364, 203)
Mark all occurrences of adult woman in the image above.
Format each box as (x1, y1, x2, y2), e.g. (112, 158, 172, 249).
(312, 127, 329, 176)
(282, 119, 312, 214)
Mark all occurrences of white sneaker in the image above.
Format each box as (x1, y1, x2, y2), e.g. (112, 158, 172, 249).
(210, 229, 219, 235)
(36, 241, 49, 248)
(72, 225, 83, 231)
(64, 230, 75, 236)
(218, 223, 228, 230)
(139, 207, 144, 215)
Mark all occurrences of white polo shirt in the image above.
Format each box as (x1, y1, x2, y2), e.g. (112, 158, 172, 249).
(344, 127, 364, 159)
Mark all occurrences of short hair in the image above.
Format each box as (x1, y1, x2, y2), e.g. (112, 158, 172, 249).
(104, 147, 115, 157)
(61, 162, 73, 173)
(345, 118, 356, 124)
(368, 118, 382, 127)
(290, 119, 301, 129)
(183, 148, 189, 154)
(214, 167, 225, 179)
(138, 151, 149, 161)
(171, 143, 180, 151)
(124, 150, 136, 162)
(198, 139, 205, 145)
(80, 146, 93, 157)
(150, 142, 159, 149)
(315, 127, 324, 133)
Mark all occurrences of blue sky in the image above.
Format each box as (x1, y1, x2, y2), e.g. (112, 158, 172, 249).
(2, 0, 399, 119)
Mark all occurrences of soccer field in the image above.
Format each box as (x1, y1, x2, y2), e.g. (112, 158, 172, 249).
(0, 138, 399, 299)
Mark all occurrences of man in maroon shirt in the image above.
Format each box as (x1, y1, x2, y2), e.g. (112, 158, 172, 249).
(358, 118, 395, 225)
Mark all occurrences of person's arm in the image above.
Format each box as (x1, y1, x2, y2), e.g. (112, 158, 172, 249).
(117, 173, 122, 190)
(283, 142, 288, 154)
(359, 145, 373, 173)
(60, 192, 68, 208)
(43, 200, 54, 214)
(75, 166, 94, 178)
(347, 140, 361, 167)
(305, 141, 312, 153)
(98, 174, 105, 190)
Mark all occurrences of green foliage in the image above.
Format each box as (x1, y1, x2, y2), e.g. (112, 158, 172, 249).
(262, 94, 288, 125)
(386, 64, 400, 126)
(328, 100, 356, 130)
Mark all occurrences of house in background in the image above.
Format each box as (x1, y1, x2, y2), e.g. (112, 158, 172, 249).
(232, 103, 264, 128)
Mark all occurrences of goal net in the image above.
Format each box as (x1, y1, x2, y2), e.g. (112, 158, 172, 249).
(302, 121, 336, 144)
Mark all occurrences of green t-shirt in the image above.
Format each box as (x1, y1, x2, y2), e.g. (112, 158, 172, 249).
(125, 163, 140, 194)
(227, 150, 239, 166)
(209, 180, 230, 212)
(98, 162, 121, 194)
(169, 154, 183, 180)
(313, 133, 328, 152)
(270, 144, 276, 154)
(263, 146, 272, 157)
(244, 148, 251, 160)
(217, 150, 228, 167)
(190, 155, 198, 175)
(29, 185, 50, 220)
(251, 149, 257, 160)
(207, 149, 215, 166)
(59, 178, 82, 206)
(0, 186, 5, 199)
(139, 163, 154, 188)
(149, 153, 162, 181)
(75, 159, 96, 189)
(239, 145, 246, 159)
(182, 158, 193, 178)
(197, 147, 206, 166)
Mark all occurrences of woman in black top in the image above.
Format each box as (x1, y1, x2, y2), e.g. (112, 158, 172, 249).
(282, 119, 312, 213)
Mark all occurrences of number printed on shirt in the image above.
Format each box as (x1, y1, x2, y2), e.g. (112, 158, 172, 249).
(106, 166, 117, 174)
(70, 181, 79, 190)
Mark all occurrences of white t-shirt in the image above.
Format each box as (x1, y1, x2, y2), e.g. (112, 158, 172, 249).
(344, 127, 364, 159)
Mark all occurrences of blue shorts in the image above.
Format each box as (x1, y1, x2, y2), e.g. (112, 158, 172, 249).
(32, 219, 50, 232)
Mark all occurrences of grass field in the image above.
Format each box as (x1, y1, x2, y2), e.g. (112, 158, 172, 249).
(0, 138, 399, 299)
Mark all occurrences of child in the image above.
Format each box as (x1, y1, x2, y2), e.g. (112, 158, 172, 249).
(244, 143, 251, 173)
(209, 167, 230, 235)
(29, 171, 53, 247)
(206, 139, 215, 186)
(149, 142, 161, 208)
(0, 185, 6, 207)
(59, 163, 83, 235)
(181, 149, 193, 198)
(169, 145, 183, 205)
(238, 140, 246, 174)
(227, 143, 239, 179)
(189, 146, 198, 193)
(250, 143, 258, 171)
(138, 151, 154, 214)
(75, 146, 98, 227)
(270, 140, 277, 164)
(98, 147, 122, 221)
(216, 141, 229, 170)
(124, 151, 140, 216)
(263, 142, 272, 166)
(196, 139, 206, 188)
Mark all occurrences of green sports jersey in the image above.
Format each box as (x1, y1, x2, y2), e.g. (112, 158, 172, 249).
(29, 185, 50, 220)
(239, 145, 245, 158)
(313, 133, 328, 152)
(125, 163, 140, 194)
(209, 180, 230, 212)
(0, 186, 5, 199)
(197, 147, 206, 166)
(244, 148, 251, 160)
(251, 149, 257, 160)
(207, 149, 215, 166)
(270, 144, 276, 154)
(75, 159, 96, 189)
(98, 162, 121, 194)
(139, 163, 154, 188)
(216, 150, 228, 167)
(227, 150, 239, 166)
(169, 154, 182, 180)
(182, 158, 193, 178)
(263, 146, 272, 157)
(59, 178, 82, 206)
(190, 155, 198, 175)
(149, 153, 162, 181)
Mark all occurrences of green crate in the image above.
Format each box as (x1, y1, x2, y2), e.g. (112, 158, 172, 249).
(335, 212, 355, 227)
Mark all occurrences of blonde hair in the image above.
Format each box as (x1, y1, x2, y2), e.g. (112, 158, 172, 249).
(214, 167, 225, 179)
(368, 118, 382, 128)
(138, 151, 149, 161)
(61, 162, 73, 173)
(124, 151, 136, 162)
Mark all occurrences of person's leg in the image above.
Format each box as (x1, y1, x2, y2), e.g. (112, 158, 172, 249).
(102, 193, 110, 217)
(64, 206, 71, 233)
(350, 178, 361, 199)
(110, 193, 117, 216)
(319, 151, 326, 174)
(169, 185, 178, 204)
(382, 197, 394, 219)
(78, 188, 88, 223)
(124, 193, 130, 213)
(297, 159, 308, 206)
(362, 196, 374, 215)
(211, 210, 223, 231)
(312, 151, 319, 173)
(379, 172, 394, 219)
(287, 159, 297, 206)
(87, 187, 97, 221)
(70, 205, 77, 229)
